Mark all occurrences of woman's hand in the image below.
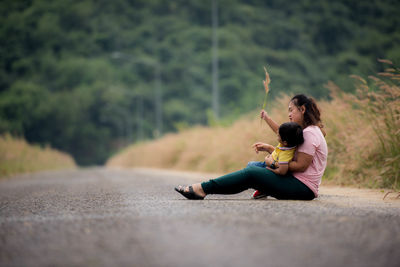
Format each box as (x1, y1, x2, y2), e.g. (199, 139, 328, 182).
(266, 163, 289, 175)
(260, 109, 268, 121)
(260, 109, 279, 134)
(252, 142, 275, 154)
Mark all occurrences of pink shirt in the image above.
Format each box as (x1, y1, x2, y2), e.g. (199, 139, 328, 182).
(293, 126, 328, 197)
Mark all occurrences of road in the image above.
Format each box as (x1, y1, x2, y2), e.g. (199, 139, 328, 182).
(0, 168, 399, 267)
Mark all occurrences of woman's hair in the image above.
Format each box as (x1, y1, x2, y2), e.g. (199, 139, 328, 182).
(291, 94, 324, 131)
(279, 122, 304, 147)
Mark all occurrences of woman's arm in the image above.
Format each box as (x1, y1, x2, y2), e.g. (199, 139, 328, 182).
(267, 163, 289, 175)
(288, 152, 313, 172)
(260, 110, 279, 134)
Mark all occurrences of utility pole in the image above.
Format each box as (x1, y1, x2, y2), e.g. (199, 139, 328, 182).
(154, 63, 162, 138)
(212, 0, 219, 119)
(136, 96, 144, 141)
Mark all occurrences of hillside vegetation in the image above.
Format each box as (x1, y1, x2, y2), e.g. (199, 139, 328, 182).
(1, 0, 400, 165)
(0, 134, 76, 177)
(108, 64, 400, 190)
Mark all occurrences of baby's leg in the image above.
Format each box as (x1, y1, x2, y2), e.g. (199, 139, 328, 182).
(246, 161, 266, 168)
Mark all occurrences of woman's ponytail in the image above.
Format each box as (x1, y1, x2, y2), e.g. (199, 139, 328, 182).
(291, 94, 326, 136)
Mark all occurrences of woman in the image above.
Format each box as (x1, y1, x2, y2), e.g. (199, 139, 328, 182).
(175, 94, 328, 200)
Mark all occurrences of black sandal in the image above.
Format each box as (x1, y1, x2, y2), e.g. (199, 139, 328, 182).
(174, 185, 205, 200)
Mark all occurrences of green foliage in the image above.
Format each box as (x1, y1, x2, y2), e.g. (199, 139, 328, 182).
(1, 0, 400, 165)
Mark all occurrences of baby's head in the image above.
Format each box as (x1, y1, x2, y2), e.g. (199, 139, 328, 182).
(278, 122, 304, 147)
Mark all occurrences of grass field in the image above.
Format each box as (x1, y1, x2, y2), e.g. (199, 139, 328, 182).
(107, 65, 400, 190)
(0, 134, 76, 177)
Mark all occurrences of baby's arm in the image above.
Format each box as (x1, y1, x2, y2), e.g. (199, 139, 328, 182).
(253, 142, 275, 154)
(264, 155, 274, 166)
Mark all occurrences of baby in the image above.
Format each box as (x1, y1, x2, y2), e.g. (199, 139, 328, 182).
(252, 122, 304, 198)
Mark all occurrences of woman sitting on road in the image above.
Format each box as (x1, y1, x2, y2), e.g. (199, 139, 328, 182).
(250, 121, 304, 199)
(175, 94, 328, 201)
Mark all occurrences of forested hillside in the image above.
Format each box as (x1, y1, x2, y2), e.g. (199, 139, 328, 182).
(1, 0, 399, 165)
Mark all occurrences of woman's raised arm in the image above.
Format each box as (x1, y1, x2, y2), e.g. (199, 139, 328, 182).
(260, 110, 279, 134)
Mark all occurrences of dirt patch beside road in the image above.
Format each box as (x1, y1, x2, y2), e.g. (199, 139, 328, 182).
(319, 186, 400, 206)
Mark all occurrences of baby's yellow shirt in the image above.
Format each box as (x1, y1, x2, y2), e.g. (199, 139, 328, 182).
(271, 143, 296, 164)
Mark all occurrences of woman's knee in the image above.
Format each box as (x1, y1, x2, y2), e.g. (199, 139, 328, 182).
(244, 165, 258, 173)
(243, 166, 265, 182)
(245, 165, 269, 174)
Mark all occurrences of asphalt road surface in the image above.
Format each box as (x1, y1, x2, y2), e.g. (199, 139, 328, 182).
(1, 168, 399, 267)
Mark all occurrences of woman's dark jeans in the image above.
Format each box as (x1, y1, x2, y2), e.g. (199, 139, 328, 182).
(201, 166, 315, 200)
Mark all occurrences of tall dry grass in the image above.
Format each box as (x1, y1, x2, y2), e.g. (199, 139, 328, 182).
(0, 134, 76, 177)
(107, 96, 291, 174)
(330, 60, 400, 189)
(108, 63, 400, 190)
